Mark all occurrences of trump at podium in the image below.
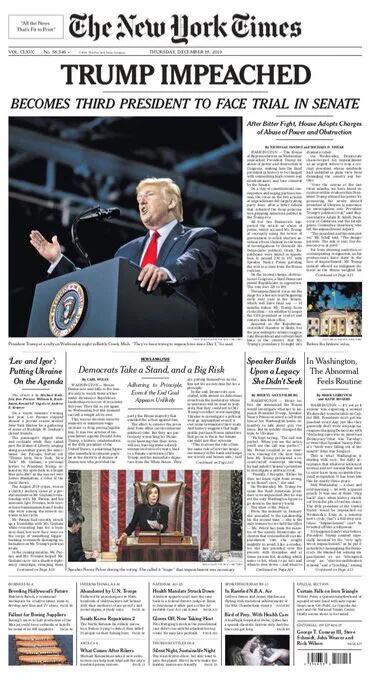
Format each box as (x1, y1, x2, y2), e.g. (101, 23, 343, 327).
(30, 177, 219, 335)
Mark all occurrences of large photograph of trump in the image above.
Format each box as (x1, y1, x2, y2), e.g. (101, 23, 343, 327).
(9, 116, 242, 338)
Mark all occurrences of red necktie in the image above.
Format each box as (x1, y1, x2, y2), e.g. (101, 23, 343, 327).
(141, 230, 160, 267)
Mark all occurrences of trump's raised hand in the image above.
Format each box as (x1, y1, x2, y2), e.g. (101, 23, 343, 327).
(30, 230, 62, 264)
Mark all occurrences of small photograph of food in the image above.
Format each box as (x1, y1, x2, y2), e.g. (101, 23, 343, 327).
(8, 634, 73, 665)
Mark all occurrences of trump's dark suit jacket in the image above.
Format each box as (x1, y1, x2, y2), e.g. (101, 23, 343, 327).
(51, 223, 218, 334)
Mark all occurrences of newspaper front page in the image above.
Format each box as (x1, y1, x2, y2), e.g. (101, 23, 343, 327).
(3, 0, 369, 676)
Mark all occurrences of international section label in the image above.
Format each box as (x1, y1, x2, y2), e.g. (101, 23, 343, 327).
(49, 282, 86, 337)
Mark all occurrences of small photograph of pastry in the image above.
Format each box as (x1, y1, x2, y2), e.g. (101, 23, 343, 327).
(8, 634, 73, 665)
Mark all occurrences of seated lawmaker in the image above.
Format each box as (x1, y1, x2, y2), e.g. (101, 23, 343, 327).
(68, 511, 98, 562)
(117, 482, 169, 544)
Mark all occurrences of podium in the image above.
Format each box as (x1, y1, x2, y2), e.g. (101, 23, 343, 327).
(27, 258, 198, 337)
(117, 536, 199, 562)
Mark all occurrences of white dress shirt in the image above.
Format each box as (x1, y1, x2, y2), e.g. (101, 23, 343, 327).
(140, 220, 177, 281)
(139, 219, 177, 264)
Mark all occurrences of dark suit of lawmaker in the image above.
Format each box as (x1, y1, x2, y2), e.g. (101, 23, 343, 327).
(50, 223, 218, 334)
(124, 503, 169, 536)
(68, 530, 96, 562)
